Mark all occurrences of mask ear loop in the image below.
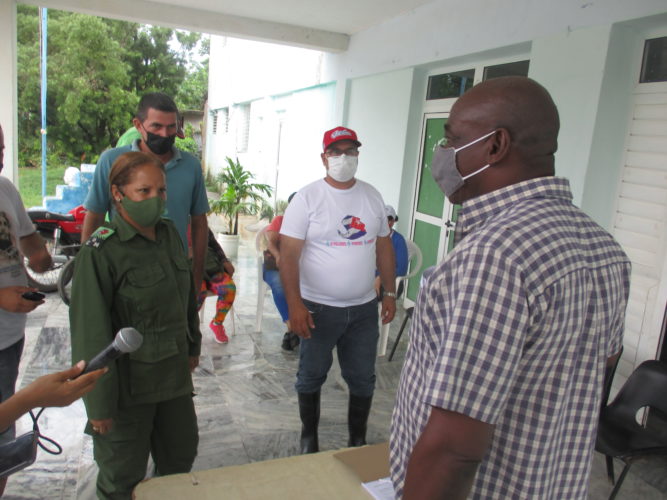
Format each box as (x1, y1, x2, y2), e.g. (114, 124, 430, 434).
(461, 163, 492, 181)
(454, 130, 497, 153)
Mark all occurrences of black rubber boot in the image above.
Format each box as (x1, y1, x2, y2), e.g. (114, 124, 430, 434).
(348, 393, 373, 447)
(298, 391, 320, 454)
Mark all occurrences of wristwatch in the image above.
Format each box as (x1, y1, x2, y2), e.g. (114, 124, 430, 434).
(383, 291, 397, 299)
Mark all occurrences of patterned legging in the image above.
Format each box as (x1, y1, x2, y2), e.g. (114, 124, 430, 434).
(197, 272, 236, 325)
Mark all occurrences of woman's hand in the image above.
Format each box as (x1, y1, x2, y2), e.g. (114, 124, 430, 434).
(189, 356, 200, 372)
(90, 418, 114, 435)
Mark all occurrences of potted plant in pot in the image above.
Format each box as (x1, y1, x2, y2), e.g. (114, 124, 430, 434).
(209, 157, 272, 258)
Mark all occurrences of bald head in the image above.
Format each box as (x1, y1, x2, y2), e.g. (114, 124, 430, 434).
(452, 76, 559, 173)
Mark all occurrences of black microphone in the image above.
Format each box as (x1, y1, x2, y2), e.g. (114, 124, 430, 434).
(80, 327, 143, 375)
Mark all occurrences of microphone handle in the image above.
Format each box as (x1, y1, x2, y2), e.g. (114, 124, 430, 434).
(81, 346, 122, 375)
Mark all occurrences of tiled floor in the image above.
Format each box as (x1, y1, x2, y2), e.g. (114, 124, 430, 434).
(4, 232, 667, 499)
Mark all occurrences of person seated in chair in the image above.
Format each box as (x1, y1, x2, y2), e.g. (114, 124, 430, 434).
(375, 204, 408, 299)
(263, 192, 299, 351)
(198, 230, 236, 344)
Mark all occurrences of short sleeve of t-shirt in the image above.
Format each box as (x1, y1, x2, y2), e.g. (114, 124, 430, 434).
(280, 194, 309, 240)
(0, 178, 34, 238)
(85, 145, 133, 214)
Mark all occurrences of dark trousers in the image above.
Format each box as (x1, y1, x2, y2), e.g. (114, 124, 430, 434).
(0, 338, 24, 442)
(91, 394, 198, 500)
(295, 299, 378, 397)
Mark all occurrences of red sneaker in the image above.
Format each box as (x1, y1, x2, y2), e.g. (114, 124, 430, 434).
(209, 321, 229, 344)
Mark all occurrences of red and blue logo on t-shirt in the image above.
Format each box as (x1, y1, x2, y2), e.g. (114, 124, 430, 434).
(337, 215, 367, 240)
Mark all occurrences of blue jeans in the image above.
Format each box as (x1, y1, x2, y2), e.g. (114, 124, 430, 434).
(295, 299, 378, 397)
(0, 338, 25, 443)
(263, 269, 289, 323)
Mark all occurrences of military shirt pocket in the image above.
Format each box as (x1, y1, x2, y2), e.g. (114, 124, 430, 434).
(127, 263, 166, 293)
(172, 257, 192, 291)
(129, 332, 179, 364)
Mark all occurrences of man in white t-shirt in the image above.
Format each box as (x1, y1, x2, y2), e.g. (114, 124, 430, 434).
(0, 124, 52, 496)
(280, 126, 396, 454)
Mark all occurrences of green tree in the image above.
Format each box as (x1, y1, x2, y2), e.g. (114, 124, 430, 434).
(16, 6, 204, 166)
(176, 35, 209, 111)
(48, 13, 136, 162)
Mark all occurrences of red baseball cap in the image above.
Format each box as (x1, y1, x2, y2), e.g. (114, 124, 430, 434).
(322, 126, 362, 152)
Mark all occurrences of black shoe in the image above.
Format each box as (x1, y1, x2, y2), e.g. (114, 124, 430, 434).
(289, 333, 300, 350)
(298, 391, 320, 454)
(281, 332, 294, 351)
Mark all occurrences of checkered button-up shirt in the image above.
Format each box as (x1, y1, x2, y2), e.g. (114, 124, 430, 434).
(390, 177, 631, 499)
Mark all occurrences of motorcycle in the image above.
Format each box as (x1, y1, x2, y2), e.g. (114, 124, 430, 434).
(26, 205, 85, 293)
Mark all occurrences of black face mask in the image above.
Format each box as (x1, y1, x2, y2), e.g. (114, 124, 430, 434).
(144, 131, 176, 155)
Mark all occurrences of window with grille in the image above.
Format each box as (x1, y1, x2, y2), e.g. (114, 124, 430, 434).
(236, 103, 250, 153)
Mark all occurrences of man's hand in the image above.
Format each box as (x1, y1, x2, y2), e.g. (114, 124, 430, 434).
(0, 286, 44, 313)
(19, 232, 52, 273)
(189, 356, 200, 372)
(223, 260, 235, 277)
(289, 301, 315, 339)
(380, 296, 396, 324)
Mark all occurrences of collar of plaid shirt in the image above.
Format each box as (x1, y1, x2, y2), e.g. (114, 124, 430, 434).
(453, 176, 572, 245)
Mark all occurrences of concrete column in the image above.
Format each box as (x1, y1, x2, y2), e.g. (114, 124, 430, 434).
(0, 0, 18, 185)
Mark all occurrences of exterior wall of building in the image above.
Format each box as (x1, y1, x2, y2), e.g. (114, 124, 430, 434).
(206, 36, 335, 204)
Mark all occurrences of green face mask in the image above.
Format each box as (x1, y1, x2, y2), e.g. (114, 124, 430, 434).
(120, 195, 165, 227)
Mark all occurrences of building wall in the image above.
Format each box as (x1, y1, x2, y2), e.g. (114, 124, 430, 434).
(528, 25, 614, 207)
(345, 69, 414, 210)
(324, 7, 667, 372)
(320, 0, 667, 84)
(205, 36, 332, 204)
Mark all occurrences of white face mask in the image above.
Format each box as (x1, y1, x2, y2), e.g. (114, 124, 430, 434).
(327, 155, 358, 182)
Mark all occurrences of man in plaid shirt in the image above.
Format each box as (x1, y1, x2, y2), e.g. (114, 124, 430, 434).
(389, 77, 631, 499)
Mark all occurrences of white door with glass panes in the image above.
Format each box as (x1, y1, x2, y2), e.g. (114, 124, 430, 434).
(406, 58, 530, 303)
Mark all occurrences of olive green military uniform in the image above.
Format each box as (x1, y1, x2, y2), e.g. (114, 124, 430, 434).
(70, 216, 201, 500)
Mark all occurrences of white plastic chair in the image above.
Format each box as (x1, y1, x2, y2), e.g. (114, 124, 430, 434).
(255, 224, 270, 332)
(377, 239, 423, 356)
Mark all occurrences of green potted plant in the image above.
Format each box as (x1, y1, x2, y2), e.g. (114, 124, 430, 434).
(209, 157, 272, 257)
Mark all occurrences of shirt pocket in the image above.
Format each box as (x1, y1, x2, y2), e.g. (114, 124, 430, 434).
(121, 263, 176, 361)
(172, 257, 193, 292)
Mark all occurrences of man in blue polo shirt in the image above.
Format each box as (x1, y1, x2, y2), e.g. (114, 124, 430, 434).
(82, 93, 209, 289)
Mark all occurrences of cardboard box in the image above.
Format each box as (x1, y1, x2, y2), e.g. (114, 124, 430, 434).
(334, 442, 390, 483)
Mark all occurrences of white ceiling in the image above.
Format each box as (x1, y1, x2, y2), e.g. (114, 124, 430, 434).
(152, 0, 435, 35)
(31, 0, 436, 51)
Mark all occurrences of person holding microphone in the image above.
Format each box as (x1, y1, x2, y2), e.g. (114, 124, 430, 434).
(69, 151, 201, 500)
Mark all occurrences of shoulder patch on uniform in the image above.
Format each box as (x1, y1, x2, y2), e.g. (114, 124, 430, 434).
(86, 227, 115, 248)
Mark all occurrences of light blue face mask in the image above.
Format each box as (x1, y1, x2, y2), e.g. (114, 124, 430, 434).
(431, 130, 496, 197)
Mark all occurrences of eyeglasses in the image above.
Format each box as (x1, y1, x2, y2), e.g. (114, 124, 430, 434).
(325, 148, 359, 157)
